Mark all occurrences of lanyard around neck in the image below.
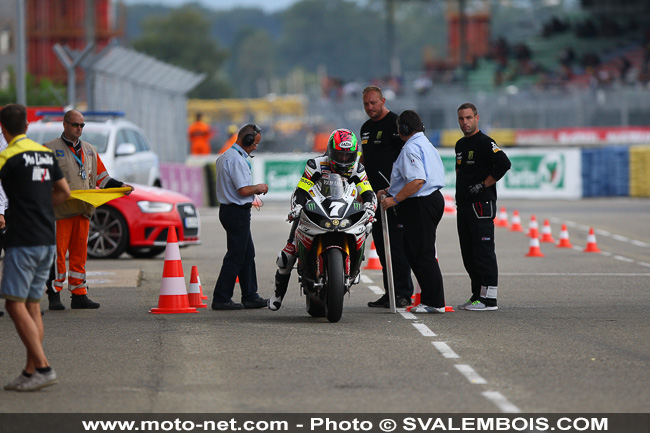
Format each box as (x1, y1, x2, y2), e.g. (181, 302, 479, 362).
(235, 147, 251, 169)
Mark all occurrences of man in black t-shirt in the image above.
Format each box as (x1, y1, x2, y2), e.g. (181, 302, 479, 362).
(455, 103, 511, 312)
(360, 86, 414, 308)
(0, 104, 70, 391)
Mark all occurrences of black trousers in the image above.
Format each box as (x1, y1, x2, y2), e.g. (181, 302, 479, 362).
(456, 200, 499, 301)
(398, 190, 445, 308)
(213, 204, 260, 304)
(371, 205, 414, 300)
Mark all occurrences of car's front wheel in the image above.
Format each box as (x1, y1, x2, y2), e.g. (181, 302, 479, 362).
(88, 206, 129, 259)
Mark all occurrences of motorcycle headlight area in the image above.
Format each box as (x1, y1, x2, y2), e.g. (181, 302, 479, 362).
(319, 218, 352, 229)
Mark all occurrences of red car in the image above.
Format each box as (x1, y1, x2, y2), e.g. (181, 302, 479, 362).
(88, 184, 200, 259)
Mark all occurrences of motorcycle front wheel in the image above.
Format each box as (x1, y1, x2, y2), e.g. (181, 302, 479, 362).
(325, 248, 345, 323)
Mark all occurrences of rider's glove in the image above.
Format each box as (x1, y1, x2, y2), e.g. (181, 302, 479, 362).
(363, 202, 375, 222)
(287, 204, 303, 221)
(468, 181, 485, 195)
(363, 202, 376, 223)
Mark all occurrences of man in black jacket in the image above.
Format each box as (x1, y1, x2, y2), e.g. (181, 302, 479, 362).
(455, 103, 511, 311)
(360, 86, 414, 308)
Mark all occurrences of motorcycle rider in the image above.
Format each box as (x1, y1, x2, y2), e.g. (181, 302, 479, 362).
(268, 128, 377, 311)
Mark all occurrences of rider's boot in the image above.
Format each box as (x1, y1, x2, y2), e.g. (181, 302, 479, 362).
(269, 271, 291, 311)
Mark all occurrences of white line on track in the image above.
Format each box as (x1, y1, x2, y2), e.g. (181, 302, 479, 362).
(443, 272, 650, 277)
(360, 275, 373, 284)
(399, 311, 417, 320)
(455, 364, 487, 384)
(367, 285, 384, 295)
(482, 391, 522, 413)
(364, 275, 518, 412)
(412, 323, 437, 337)
(431, 342, 460, 359)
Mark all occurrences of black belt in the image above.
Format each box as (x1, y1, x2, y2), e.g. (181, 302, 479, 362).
(222, 203, 252, 209)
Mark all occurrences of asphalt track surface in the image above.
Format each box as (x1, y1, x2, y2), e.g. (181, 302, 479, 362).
(1, 197, 648, 414)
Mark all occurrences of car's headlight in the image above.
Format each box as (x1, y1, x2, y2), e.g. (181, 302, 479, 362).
(137, 201, 174, 213)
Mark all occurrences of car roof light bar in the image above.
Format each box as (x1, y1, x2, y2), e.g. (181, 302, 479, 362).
(35, 110, 125, 121)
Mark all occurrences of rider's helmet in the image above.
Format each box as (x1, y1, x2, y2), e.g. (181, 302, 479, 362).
(326, 128, 359, 176)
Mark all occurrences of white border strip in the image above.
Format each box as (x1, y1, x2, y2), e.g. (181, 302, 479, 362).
(482, 391, 522, 413)
(432, 341, 460, 359)
(455, 364, 487, 384)
(412, 323, 437, 337)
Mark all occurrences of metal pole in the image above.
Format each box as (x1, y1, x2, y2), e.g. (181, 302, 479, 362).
(53, 43, 95, 108)
(85, 0, 96, 110)
(458, 0, 467, 83)
(16, 0, 27, 105)
(380, 204, 396, 313)
(385, 0, 400, 77)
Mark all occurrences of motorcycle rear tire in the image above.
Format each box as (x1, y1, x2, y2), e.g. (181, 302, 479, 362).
(325, 248, 345, 323)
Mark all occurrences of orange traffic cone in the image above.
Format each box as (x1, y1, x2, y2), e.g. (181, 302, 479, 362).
(495, 207, 509, 228)
(527, 214, 539, 238)
(525, 236, 544, 257)
(510, 210, 523, 232)
(150, 227, 198, 314)
(411, 283, 421, 307)
(195, 271, 208, 300)
(443, 194, 456, 215)
(556, 224, 573, 248)
(364, 241, 382, 270)
(188, 266, 207, 308)
(540, 219, 555, 243)
(583, 227, 601, 253)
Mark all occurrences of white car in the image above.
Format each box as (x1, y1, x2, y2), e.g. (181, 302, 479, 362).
(27, 112, 162, 187)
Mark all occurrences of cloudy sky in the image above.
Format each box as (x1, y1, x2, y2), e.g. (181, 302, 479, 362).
(123, 0, 299, 12)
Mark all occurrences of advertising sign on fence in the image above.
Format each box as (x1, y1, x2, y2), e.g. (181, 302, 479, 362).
(248, 149, 582, 202)
(252, 153, 318, 201)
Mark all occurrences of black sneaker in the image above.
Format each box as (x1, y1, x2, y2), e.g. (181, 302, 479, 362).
(395, 296, 412, 308)
(48, 291, 65, 311)
(71, 294, 100, 309)
(242, 297, 268, 309)
(367, 294, 389, 308)
(212, 301, 244, 310)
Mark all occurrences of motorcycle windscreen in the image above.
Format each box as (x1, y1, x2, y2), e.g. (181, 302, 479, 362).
(317, 173, 347, 199)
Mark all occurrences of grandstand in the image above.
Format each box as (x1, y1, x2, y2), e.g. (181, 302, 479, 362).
(463, 6, 649, 92)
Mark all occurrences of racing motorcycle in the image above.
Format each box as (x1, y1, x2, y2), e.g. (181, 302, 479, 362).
(295, 174, 373, 323)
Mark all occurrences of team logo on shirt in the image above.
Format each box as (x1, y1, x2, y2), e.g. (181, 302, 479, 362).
(32, 167, 51, 182)
(376, 131, 383, 139)
(491, 142, 502, 153)
(56, 150, 64, 157)
(468, 150, 474, 160)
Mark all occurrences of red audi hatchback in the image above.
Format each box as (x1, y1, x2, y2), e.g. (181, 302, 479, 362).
(88, 184, 200, 259)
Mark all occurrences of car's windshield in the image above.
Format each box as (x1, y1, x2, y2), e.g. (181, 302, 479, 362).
(27, 126, 110, 153)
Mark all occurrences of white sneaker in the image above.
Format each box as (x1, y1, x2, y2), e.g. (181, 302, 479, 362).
(410, 304, 445, 314)
(4, 372, 32, 391)
(465, 300, 498, 311)
(15, 369, 58, 391)
(267, 293, 283, 311)
(457, 299, 473, 310)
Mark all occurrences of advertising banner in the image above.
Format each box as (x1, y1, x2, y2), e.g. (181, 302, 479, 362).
(516, 126, 650, 146)
(254, 148, 582, 201)
(252, 153, 319, 201)
(434, 148, 582, 200)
